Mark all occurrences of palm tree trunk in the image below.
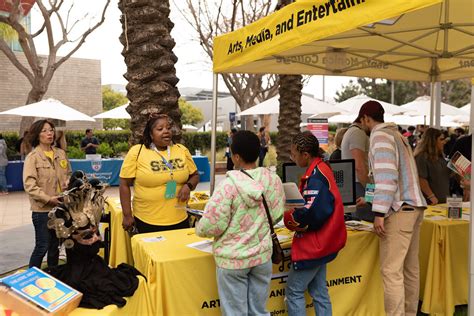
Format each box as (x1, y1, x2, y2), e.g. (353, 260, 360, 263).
(275, 0, 302, 172)
(119, 0, 181, 145)
(276, 75, 302, 168)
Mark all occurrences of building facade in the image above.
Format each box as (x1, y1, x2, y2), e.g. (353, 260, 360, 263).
(0, 52, 102, 132)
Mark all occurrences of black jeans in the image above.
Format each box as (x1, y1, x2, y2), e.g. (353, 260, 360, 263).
(258, 147, 268, 167)
(134, 216, 190, 234)
(29, 212, 59, 268)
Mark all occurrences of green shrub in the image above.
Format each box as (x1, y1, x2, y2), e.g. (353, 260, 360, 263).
(181, 132, 228, 155)
(67, 146, 85, 159)
(65, 130, 131, 149)
(113, 142, 130, 157)
(0, 132, 20, 160)
(97, 143, 114, 158)
(269, 132, 277, 146)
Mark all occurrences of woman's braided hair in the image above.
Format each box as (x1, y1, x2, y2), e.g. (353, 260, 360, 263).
(292, 131, 321, 158)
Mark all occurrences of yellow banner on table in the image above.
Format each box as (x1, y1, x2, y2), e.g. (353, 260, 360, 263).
(213, 0, 441, 74)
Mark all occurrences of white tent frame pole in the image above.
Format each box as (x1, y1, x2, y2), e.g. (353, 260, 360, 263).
(429, 82, 435, 126)
(210, 73, 219, 194)
(391, 80, 395, 104)
(434, 82, 441, 129)
(469, 81, 474, 316)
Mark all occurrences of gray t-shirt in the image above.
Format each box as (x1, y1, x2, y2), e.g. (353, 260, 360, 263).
(415, 153, 450, 203)
(341, 124, 369, 183)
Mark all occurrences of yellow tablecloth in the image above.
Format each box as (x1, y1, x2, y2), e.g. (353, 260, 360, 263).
(106, 198, 469, 315)
(131, 228, 384, 315)
(107, 192, 210, 267)
(1, 275, 152, 316)
(418, 205, 469, 315)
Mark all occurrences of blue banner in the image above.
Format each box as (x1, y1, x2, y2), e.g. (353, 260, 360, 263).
(6, 156, 211, 191)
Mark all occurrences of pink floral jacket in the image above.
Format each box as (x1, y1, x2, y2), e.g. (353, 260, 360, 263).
(196, 168, 285, 269)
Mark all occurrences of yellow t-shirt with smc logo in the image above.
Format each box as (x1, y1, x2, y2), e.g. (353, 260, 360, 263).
(119, 144, 198, 225)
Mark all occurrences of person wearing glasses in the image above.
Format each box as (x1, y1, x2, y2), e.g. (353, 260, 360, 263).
(23, 120, 71, 268)
(414, 127, 450, 204)
(119, 114, 200, 234)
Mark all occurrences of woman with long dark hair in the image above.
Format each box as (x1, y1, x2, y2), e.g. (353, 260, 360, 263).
(414, 127, 450, 204)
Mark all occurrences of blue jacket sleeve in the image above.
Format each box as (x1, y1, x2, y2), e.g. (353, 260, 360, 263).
(284, 173, 335, 232)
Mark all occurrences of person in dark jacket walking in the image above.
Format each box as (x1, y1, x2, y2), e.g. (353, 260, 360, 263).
(284, 131, 347, 316)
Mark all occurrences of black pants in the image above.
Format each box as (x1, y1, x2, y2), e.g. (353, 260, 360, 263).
(258, 148, 267, 167)
(226, 156, 234, 170)
(355, 182, 375, 222)
(29, 212, 59, 268)
(134, 216, 190, 234)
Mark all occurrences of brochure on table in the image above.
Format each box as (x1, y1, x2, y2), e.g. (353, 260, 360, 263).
(0, 267, 81, 313)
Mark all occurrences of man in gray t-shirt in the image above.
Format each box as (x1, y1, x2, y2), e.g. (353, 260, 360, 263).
(341, 122, 373, 221)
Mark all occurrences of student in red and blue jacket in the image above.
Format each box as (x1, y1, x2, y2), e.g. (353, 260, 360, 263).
(284, 131, 347, 316)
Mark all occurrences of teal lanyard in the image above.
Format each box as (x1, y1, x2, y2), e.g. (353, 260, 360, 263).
(151, 144, 174, 179)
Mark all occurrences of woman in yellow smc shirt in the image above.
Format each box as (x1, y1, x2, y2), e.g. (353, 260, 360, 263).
(119, 114, 200, 234)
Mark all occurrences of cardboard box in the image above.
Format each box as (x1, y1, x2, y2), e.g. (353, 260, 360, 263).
(0, 268, 82, 316)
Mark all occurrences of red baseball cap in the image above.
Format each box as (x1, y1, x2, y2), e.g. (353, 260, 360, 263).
(355, 100, 385, 123)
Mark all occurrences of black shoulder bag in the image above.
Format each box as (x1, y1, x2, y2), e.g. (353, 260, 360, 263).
(240, 169, 283, 264)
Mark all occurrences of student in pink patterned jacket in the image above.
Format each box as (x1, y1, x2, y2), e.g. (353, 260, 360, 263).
(196, 130, 285, 316)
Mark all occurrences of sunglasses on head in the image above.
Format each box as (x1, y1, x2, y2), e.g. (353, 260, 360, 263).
(149, 113, 169, 120)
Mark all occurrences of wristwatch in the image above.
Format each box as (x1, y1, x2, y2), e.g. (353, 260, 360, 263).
(186, 182, 195, 191)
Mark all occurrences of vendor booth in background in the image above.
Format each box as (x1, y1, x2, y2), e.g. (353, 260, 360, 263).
(5, 156, 210, 191)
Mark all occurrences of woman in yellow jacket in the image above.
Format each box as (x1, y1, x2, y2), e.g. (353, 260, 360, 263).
(23, 120, 71, 268)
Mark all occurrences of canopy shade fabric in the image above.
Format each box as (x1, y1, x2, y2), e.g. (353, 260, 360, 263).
(400, 96, 467, 116)
(93, 104, 130, 119)
(0, 98, 95, 122)
(460, 103, 471, 113)
(238, 95, 340, 116)
(328, 113, 462, 127)
(213, 0, 474, 82)
(324, 94, 405, 116)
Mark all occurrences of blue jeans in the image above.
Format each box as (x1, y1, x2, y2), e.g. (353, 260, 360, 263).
(217, 260, 272, 316)
(286, 263, 332, 316)
(0, 165, 7, 192)
(29, 212, 59, 268)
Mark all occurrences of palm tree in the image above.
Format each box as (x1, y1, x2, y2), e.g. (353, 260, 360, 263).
(276, 74, 302, 167)
(275, 0, 303, 170)
(119, 0, 182, 144)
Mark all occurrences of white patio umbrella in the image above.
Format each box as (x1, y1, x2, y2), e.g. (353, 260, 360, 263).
(0, 98, 95, 121)
(460, 103, 471, 114)
(387, 115, 462, 127)
(335, 94, 405, 115)
(183, 124, 198, 131)
(328, 114, 357, 124)
(401, 96, 466, 117)
(328, 113, 463, 127)
(238, 95, 341, 117)
(93, 104, 130, 119)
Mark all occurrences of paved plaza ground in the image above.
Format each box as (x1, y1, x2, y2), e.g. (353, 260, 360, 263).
(0, 176, 225, 274)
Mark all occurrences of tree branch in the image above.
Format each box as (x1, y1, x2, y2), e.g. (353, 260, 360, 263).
(0, 38, 34, 84)
(1, 6, 41, 76)
(51, 0, 111, 77)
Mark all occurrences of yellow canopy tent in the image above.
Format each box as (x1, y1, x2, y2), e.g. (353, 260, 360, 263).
(214, 0, 473, 127)
(210, 0, 474, 314)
